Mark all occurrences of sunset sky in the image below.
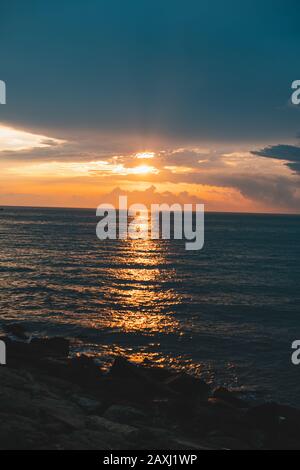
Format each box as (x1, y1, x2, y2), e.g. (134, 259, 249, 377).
(1, 0, 300, 213)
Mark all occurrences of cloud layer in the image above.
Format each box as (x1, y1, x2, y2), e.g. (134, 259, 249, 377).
(252, 145, 300, 175)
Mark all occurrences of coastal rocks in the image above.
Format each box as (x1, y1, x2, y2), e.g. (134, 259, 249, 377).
(2, 335, 70, 364)
(204, 435, 251, 450)
(33, 397, 85, 431)
(103, 405, 148, 425)
(3, 323, 30, 341)
(68, 355, 103, 386)
(107, 357, 177, 400)
(164, 372, 210, 400)
(58, 429, 131, 451)
(212, 387, 249, 409)
(88, 416, 141, 440)
(31, 337, 70, 358)
(0, 412, 48, 450)
(245, 402, 300, 449)
(1, 324, 300, 450)
(72, 394, 103, 414)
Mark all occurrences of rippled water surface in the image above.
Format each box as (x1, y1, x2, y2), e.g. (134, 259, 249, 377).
(0, 207, 300, 405)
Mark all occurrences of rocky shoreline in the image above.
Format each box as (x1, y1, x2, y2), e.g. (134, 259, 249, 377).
(0, 325, 300, 450)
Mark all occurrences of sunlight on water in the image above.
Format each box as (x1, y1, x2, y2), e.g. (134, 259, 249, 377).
(87, 236, 182, 333)
(1, 207, 300, 405)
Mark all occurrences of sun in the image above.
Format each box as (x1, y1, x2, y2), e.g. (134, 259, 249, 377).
(130, 164, 159, 175)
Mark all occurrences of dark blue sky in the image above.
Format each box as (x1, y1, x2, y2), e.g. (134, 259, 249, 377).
(1, 0, 300, 142)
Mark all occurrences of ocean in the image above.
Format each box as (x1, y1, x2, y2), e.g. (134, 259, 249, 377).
(0, 207, 299, 406)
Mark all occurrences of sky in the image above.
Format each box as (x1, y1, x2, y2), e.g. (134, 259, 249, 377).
(0, 0, 300, 212)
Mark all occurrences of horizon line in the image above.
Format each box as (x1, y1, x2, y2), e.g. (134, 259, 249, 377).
(1, 204, 300, 217)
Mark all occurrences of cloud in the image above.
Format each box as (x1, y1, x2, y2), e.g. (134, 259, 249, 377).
(251, 144, 300, 175)
(2, 128, 300, 212)
(98, 185, 204, 207)
(0, 125, 64, 152)
(211, 174, 300, 211)
(1, 1, 300, 142)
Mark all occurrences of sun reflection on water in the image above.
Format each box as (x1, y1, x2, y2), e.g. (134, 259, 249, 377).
(101, 235, 182, 334)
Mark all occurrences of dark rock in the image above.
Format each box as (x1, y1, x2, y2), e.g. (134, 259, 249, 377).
(3, 336, 70, 364)
(168, 437, 212, 450)
(3, 323, 29, 341)
(164, 372, 210, 400)
(108, 357, 177, 399)
(0, 413, 48, 450)
(205, 435, 251, 450)
(38, 357, 70, 380)
(30, 337, 70, 358)
(141, 365, 175, 382)
(245, 402, 300, 448)
(58, 429, 131, 450)
(246, 403, 300, 432)
(72, 395, 103, 414)
(212, 387, 249, 409)
(103, 405, 148, 425)
(68, 355, 103, 387)
(192, 400, 259, 448)
(33, 397, 85, 430)
(88, 416, 141, 440)
(97, 377, 156, 403)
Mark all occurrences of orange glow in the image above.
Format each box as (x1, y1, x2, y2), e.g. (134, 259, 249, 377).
(0, 124, 295, 213)
(129, 165, 159, 175)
